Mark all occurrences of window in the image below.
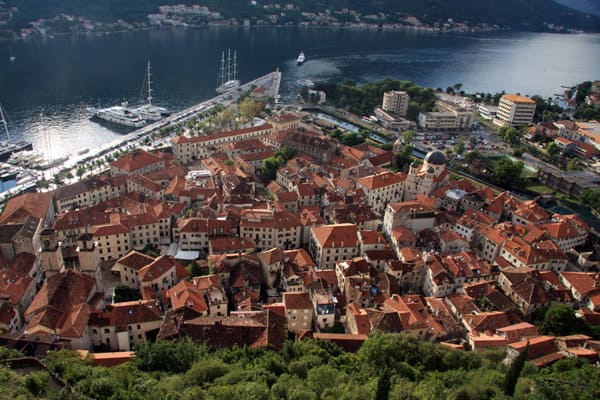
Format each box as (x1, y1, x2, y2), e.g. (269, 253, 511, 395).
(104, 328, 110, 333)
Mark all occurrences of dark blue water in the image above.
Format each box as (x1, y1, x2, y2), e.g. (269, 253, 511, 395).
(0, 27, 599, 158)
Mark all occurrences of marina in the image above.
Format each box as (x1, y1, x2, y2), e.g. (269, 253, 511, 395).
(0, 69, 281, 205)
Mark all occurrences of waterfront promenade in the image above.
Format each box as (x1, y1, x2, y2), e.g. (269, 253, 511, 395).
(0, 70, 281, 205)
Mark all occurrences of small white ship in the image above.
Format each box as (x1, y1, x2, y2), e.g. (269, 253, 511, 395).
(216, 49, 240, 93)
(297, 51, 306, 65)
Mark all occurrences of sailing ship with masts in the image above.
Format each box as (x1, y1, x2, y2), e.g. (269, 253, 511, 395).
(216, 49, 240, 93)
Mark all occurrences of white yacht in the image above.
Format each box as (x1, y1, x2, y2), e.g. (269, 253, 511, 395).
(93, 103, 147, 128)
(131, 61, 170, 121)
(297, 51, 306, 65)
(216, 49, 240, 93)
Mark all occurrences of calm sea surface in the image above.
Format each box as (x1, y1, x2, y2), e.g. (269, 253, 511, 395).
(0, 27, 599, 158)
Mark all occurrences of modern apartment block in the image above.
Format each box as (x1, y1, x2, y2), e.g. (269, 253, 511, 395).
(493, 94, 536, 127)
(382, 90, 410, 117)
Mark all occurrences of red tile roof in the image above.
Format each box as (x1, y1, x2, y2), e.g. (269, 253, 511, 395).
(111, 149, 163, 173)
(283, 292, 312, 310)
(165, 282, 208, 315)
(311, 223, 358, 248)
(0, 192, 53, 224)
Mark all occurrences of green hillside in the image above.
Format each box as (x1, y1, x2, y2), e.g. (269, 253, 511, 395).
(1, 334, 599, 399)
(5, 0, 600, 31)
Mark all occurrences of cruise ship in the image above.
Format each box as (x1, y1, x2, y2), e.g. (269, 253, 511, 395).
(297, 51, 306, 65)
(216, 49, 240, 93)
(93, 103, 147, 128)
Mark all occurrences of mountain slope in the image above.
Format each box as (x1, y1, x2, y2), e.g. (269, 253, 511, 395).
(6, 0, 600, 31)
(555, 0, 600, 16)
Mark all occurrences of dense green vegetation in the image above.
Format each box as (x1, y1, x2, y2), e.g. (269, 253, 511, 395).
(318, 79, 436, 120)
(1, 334, 599, 399)
(581, 188, 600, 214)
(6, 0, 600, 31)
(566, 81, 600, 121)
(260, 146, 296, 181)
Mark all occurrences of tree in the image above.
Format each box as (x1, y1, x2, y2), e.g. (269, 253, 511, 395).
(566, 157, 578, 171)
(546, 142, 560, 157)
(454, 140, 465, 155)
(401, 130, 415, 144)
(538, 304, 591, 337)
(375, 367, 391, 400)
(135, 339, 204, 374)
(76, 167, 85, 178)
(503, 342, 528, 396)
(499, 126, 522, 147)
(453, 83, 463, 92)
(492, 157, 524, 188)
(464, 150, 481, 163)
(187, 261, 203, 277)
(394, 144, 413, 171)
(113, 285, 142, 303)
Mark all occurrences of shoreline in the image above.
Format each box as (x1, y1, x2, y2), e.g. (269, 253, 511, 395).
(3, 23, 598, 44)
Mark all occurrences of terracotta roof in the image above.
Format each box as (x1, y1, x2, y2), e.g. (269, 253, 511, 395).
(463, 311, 512, 334)
(166, 282, 209, 315)
(283, 292, 312, 310)
(258, 248, 287, 265)
(509, 335, 558, 361)
(92, 223, 129, 236)
(0, 302, 16, 325)
(358, 171, 404, 190)
(502, 94, 535, 104)
(209, 237, 255, 253)
(496, 322, 539, 343)
(311, 223, 358, 248)
(560, 272, 600, 297)
(347, 303, 371, 335)
(158, 309, 287, 350)
(111, 149, 163, 173)
(25, 270, 96, 334)
(469, 332, 509, 350)
(358, 230, 386, 245)
(0, 192, 53, 224)
(116, 251, 155, 271)
(172, 124, 272, 145)
(139, 256, 187, 282)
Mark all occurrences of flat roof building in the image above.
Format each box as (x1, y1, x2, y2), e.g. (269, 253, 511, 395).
(493, 94, 536, 127)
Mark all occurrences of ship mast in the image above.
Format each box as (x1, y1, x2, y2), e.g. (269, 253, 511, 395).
(0, 105, 10, 141)
(219, 51, 226, 86)
(227, 48, 232, 82)
(233, 50, 237, 82)
(146, 60, 153, 106)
